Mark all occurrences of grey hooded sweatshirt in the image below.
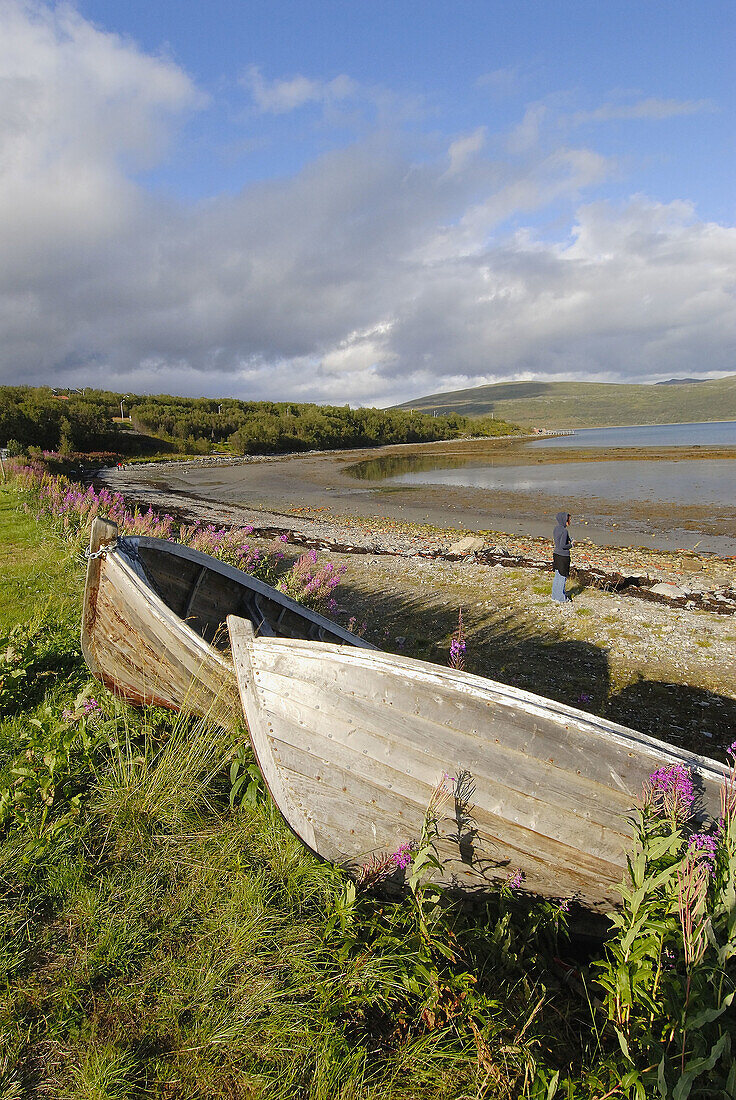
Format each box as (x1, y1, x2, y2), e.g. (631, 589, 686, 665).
(553, 511, 572, 556)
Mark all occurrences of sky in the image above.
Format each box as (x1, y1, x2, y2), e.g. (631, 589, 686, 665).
(1, 0, 734, 407)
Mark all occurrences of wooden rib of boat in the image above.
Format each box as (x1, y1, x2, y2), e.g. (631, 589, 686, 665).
(227, 616, 727, 910)
(81, 517, 375, 730)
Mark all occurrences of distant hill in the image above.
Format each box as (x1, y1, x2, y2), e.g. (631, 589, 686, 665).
(655, 377, 706, 386)
(395, 375, 736, 429)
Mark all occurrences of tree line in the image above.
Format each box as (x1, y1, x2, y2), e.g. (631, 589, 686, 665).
(0, 386, 518, 458)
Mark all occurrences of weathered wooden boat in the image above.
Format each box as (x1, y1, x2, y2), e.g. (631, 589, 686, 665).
(81, 517, 375, 730)
(227, 616, 727, 910)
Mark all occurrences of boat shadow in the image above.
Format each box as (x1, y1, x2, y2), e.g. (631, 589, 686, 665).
(334, 581, 736, 760)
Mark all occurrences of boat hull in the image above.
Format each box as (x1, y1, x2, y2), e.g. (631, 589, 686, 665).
(81, 518, 373, 729)
(228, 617, 727, 910)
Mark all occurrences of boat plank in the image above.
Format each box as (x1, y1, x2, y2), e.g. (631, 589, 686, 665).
(228, 617, 727, 909)
(256, 683, 635, 850)
(281, 764, 621, 896)
(262, 708, 628, 887)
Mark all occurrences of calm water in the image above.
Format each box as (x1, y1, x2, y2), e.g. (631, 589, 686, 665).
(528, 420, 736, 449)
(375, 458, 736, 506)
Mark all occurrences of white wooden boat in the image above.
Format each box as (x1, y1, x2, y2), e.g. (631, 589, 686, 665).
(81, 517, 374, 730)
(227, 616, 727, 909)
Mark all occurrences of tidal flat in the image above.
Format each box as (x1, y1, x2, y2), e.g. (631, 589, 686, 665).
(110, 435, 736, 554)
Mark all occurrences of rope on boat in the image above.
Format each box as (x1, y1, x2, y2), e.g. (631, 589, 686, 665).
(84, 540, 117, 560)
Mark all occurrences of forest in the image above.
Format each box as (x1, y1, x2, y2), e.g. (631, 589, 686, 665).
(0, 386, 518, 457)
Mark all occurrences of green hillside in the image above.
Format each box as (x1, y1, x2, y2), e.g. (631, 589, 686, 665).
(396, 375, 736, 428)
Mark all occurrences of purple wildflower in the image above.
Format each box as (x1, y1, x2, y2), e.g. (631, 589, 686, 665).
(578, 692, 592, 704)
(507, 869, 523, 891)
(645, 762, 695, 821)
(392, 842, 413, 869)
(688, 832, 718, 873)
(279, 533, 289, 542)
(448, 609, 466, 670)
(356, 842, 414, 888)
(677, 860, 709, 968)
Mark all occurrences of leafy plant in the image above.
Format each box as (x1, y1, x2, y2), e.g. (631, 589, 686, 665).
(595, 753, 736, 1098)
(0, 622, 34, 714)
(0, 688, 113, 856)
(229, 742, 267, 808)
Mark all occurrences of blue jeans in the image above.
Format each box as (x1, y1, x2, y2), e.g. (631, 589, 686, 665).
(552, 570, 569, 602)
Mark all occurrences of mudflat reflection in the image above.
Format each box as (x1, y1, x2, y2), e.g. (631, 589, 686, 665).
(348, 454, 736, 508)
(346, 452, 498, 481)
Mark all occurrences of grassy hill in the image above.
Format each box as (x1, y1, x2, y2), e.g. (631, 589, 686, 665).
(395, 375, 736, 428)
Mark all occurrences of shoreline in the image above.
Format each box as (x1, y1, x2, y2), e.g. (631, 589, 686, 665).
(101, 435, 736, 558)
(99, 440, 736, 604)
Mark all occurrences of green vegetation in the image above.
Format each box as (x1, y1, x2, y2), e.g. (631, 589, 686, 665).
(395, 375, 736, 429)
(1, 386, 518, 464)
(1, 479, 735, 1098)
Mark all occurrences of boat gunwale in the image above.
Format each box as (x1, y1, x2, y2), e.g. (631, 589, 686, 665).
(121, 534, 376, 649)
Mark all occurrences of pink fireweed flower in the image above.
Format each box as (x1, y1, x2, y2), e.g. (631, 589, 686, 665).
(644, 762, 695, 821)
(356, 842, 415, 888)
(507, 869, 523, 891)
(688, 832, 717, 873)
(448, 608, 466, 671)
(392, 842, 413, 869)
(720, 755, 736, 827)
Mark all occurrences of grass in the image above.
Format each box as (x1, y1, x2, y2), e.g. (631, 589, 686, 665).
(0, 489, 84, 631)
(395, 374, 736, 428)
(2, 485, 566, 1098)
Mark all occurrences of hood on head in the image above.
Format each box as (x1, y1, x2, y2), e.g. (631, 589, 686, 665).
(555, 511, 568, 526)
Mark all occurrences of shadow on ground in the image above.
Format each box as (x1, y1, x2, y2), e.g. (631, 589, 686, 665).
(335, 580, 736, 763)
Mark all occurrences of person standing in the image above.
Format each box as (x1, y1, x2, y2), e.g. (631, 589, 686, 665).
(552, 511, 572, 602)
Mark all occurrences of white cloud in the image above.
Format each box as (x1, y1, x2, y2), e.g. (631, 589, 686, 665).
(571, 97, 714, 125)
(243, 65, 358, 114)
(446, 126, 486, 176)
(0, 2, 734, 407)
(506, 102, 547, 153)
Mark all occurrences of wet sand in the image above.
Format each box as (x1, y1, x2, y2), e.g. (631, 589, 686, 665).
(113, 437, 736, 556)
